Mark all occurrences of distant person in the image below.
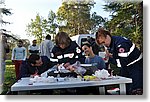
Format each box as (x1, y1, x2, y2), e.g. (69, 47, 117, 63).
(40, 35, 54, 59)
(19, 54, 55, 78)
(11, 40, 27, 80)
(51, 32, 85, 64)
(28, 40, 39, 55)
(82, 42, 106, 70)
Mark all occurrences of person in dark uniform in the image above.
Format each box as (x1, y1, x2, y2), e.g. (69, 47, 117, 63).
(96, 28, 143, 95)
(19, 54, 55, 94)
(19, 54, 55, 78)
(50, 32, 86, 94)
(51, 32, 85, 65)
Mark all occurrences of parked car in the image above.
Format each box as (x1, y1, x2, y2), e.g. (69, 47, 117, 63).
(70, 34, 95, 47)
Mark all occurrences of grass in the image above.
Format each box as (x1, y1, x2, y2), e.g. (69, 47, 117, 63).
(5, 60, 13, 65)
(1, 61, 16, 95)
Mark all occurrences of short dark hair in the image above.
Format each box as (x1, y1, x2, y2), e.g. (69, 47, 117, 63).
(32, 39, 37, 42)
(18, 40, 23, 43)
(46, 34, 51, 40)
(28, 54, 40, 64)
(55, 32, 71, 47)
(82, 42, 91, 48)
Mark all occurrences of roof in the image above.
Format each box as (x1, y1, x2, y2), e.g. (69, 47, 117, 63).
(1, 33, 18, 41)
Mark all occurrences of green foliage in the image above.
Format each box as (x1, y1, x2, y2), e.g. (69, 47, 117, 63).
(90, 12, 106, 34)
(1, 64, 16, 95)
(26, 13, 43, 43)
(26, 1, 105, 38)
(5, 60, 13, 65)
(26, 11, 58, 43)
(57, 1, 105, 36)
(103, 1, 143, 50)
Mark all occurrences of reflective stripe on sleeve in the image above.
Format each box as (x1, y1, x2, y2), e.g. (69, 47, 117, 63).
(118, 43, 135, 57)
(116, 59, 121, 67)
(49, 58, 58, 62)
(57, 55, 63, 59)
(64, 53, 74, 58)
(127, 53, 143, 66)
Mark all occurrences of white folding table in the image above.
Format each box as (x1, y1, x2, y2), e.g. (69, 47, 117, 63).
(11, 76, 132, 95)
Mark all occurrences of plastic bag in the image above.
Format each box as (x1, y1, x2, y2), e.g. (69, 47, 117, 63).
(41, 65, 58, 77)
(94, 69, 110, 79)
(71, 61, 87, 75)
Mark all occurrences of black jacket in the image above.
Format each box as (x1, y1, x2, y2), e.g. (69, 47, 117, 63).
(19, 56, 55, 78)
(51, 41, 85, 64)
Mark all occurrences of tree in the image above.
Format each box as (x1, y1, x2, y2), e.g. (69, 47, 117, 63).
(103, 1, 143, 50)
(57, 0, 105, 36)
(0, 0, 12, 25)
(43, 10, 58, 40)
(0, 0, 18, 59)
(26, 13, 43, 43)
(90, 12, 105, 34)
(26, 10, 58, 43)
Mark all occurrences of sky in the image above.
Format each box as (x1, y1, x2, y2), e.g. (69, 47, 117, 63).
(3, 0, 110, 42)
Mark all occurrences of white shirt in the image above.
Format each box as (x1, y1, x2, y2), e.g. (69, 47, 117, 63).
(11, 46, 27, 60)
(28, 45, 39, 54)
(40, 39, 54, 59)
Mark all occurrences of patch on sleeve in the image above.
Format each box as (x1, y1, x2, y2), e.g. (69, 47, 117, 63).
(69, 53, 74, 58)
(76, 47, 81, 53)
(118, 48, 125, 53)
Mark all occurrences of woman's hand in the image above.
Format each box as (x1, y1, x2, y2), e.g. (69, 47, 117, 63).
(63, 62, 70, 68)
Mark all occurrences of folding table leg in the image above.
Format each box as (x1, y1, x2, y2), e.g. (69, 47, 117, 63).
(119, 83, 126, 95)
(99, 86, 105, 95)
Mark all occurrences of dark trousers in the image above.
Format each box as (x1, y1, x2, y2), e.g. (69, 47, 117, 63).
(120, 59, 143, 94)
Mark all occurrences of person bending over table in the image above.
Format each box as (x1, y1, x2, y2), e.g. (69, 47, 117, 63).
(96, 28, 143, 95)
(19, 54, 57, 94)
(51, 32, 85, 65)
(19, 54, 56, 79)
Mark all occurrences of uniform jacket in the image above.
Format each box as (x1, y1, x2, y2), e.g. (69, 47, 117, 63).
(19, 56, 55, 78)
(51, 41, 85, 64)
(108, 36, 142, 68)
